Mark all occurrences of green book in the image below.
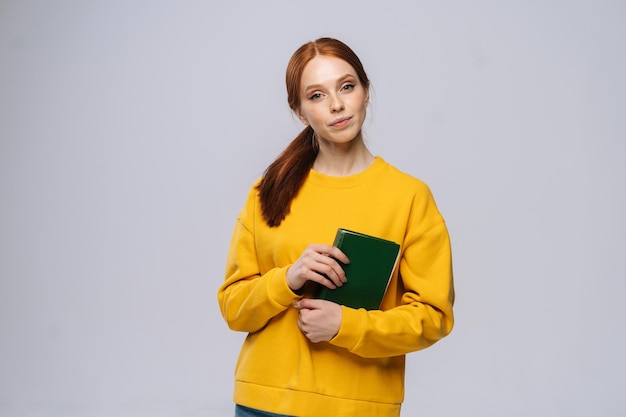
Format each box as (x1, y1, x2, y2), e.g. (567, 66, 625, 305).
(316, 228, 401, 310)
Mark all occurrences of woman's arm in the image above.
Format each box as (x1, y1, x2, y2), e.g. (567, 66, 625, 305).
(217, 217, 298, 333)
(328, 220, 455, 358)
(218, 214, 349, 333)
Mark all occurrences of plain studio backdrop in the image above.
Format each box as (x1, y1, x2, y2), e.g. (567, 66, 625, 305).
(1, 1, 624, 416)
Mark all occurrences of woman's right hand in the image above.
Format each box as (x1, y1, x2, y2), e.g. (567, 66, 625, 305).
(286, 244, 349, 292)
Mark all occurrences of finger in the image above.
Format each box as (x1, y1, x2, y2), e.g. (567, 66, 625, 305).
(312, 271, 339, 289)
(297, 245, 348, 288)
(308, 244, 350, 265)
(294, 298, 333, 310)
(307, 243, 337, 255)
(298, 261, 338, 289)
(293, 299, 308, 310)
(327, 246, 350, 265)
(315, 257, 347, 286)
(309, 252, 345, 279)
(298, 257, 341, 289)
(293, 300, 311, 310)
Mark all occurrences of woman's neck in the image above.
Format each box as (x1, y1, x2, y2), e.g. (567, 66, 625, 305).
(313, 139, 375, 177)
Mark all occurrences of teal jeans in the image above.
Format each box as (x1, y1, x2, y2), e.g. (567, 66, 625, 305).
(235, 404, 294, 417)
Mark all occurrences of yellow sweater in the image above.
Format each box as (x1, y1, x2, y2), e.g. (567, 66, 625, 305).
(218, 157, 454, 417)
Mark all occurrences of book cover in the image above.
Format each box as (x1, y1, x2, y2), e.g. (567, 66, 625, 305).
(316, 228, 401, 310)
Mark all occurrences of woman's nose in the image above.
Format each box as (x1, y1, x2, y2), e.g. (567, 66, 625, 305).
(329, 94, 345, 112)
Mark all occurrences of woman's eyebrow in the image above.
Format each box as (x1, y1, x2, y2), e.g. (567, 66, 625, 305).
(303, 74, 356, 92)
(336, 74, 355, 84)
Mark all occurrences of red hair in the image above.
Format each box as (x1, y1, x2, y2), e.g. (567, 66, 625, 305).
(256, 38, 370, 227)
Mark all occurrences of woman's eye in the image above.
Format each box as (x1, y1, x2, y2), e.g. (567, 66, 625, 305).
(342, 83, 355, 92)
(309, 93, 322, 100)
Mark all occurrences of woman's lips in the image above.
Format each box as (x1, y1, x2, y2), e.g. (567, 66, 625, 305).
(330, 116, 351, 128)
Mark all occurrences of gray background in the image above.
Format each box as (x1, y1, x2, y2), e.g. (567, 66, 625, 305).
(1, 1, 624, 416)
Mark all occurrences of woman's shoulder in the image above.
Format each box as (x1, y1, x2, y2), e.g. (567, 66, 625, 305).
(378, 158, 432, 194)
(235, 178, 262, 216)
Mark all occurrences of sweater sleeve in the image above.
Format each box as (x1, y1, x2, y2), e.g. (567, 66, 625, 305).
(329, 194, 455, 358)
(217, 188, 303, 333)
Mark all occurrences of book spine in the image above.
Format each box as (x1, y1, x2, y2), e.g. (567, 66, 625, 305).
(332, 229, 345, 249)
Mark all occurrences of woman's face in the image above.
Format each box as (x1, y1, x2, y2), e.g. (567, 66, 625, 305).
(297, 55, 369, 147)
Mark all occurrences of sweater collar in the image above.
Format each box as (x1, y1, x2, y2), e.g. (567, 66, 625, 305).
(307, 156, 387, 188)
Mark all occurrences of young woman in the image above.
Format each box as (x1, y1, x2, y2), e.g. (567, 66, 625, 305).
(218, 38, 455, 417)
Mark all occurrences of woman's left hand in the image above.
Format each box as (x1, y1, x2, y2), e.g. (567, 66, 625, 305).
(293, 298, 342, 343)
